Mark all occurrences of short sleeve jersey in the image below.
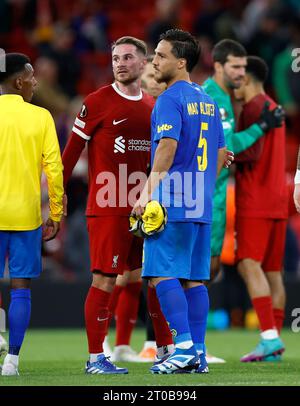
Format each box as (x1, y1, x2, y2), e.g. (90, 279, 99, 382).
(0, 95, 63, 230)
(151, 81, 225, 223)
(71, 84, 154, 216)
(235, 94, 288, 219)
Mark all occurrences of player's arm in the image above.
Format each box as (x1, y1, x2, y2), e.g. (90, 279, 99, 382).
(136, 138, 178, 216)
(62, 132, 86, 188)
(294, 146, 300, 213)
(235, 137, 265, 163)
(62, 97, 97, 214)
(42, 111, 64, 241)
(62, 96, 98, 187)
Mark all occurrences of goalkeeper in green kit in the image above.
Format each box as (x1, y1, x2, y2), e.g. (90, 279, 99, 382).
(203, 39, 284, 280)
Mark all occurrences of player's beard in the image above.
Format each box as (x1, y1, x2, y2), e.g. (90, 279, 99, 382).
(225, 75, 244, 90)
(115, 71, 139, 85)
(155, 70, 174, 86)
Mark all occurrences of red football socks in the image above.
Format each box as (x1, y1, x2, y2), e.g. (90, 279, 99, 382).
(147, 285, 173, 347)
(107, 285, 124, 328)
(84, 286, 111, 353)
(115, 281, 142, 346)
(273, 308, 285, 334)
(252, 296, 276, 332)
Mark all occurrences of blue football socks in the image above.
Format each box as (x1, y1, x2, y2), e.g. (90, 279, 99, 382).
(156, 279, 192, 345)
(185, 285, 209, 353)
(8, 289, 31, 355)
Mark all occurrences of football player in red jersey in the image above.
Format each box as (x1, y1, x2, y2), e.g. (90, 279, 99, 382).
(234, 56, 287, 362)
(62, 37, 154, 374)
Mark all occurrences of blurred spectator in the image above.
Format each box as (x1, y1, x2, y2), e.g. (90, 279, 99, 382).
(213, 0, 245, 42)
(32, 56, 69, 119)
(32, 56, 72, 149)
(193, 0, 224, 42)
(238, 0, 283, 44)
(43, 23, 81, 98)
(0, 0, 12, 36)
(147, 0, 181, 52)
(247, 8, 289, 85)
(71, 0, 109, 52)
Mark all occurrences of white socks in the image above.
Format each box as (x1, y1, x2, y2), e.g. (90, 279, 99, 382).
(4, 354, 19, 366)
(261, 329, 279, 340)
(89, 353, 103, 362)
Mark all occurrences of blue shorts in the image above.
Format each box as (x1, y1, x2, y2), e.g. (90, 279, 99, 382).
(142, 222, 211, 281)
(0, 227, 42, 279)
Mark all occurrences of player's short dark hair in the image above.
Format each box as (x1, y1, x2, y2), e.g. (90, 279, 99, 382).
(0, 53, 31, 83)
(246, 56, 269, 84)
(112, 36, 147, 56)
(159, 29, 200, 72)
(212, 39, 247, 65)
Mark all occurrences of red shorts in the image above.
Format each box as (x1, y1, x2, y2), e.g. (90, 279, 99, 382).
(235, 217, 287, 271)
(87, 216, 143, 275)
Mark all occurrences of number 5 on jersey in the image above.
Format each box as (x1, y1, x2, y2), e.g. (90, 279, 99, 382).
(197, 122, 208, 171)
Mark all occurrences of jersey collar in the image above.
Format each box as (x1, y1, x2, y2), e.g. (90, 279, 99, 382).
(112, 83, 142, 101)
(0, 94, 24, 102)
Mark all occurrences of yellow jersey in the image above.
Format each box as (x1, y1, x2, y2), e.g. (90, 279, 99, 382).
(0, 94, 64, 230)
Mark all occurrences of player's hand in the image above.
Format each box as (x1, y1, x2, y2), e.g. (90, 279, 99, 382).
(63, 193, 68, 216)
(257, 101, 285, 132)
(42, 218, 60, 241)
(294, 184, 300, 213)
(132, 198, 147, 218)
(224, 150, 234, 168)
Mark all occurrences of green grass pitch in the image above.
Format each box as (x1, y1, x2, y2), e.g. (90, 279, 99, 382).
(0, 328, 299, 386)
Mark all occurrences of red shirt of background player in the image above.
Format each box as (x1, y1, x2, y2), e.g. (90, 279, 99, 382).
(235, 94, 288, 219)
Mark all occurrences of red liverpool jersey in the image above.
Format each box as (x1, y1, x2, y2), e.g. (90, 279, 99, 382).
(235, 94, 288, 219)
(63, 83, 154, 216)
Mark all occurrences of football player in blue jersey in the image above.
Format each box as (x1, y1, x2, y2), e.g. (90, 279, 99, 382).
(132, 29, 227, 374)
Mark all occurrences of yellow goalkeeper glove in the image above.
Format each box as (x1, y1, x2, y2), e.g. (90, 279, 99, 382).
(129, 201, 167, 238)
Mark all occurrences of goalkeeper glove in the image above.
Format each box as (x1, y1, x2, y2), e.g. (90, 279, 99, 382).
(257, 101, 285, 132)
(129, 201, 167, 238)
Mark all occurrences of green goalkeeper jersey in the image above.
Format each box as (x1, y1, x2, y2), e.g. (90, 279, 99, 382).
(202, 77, 264, 210)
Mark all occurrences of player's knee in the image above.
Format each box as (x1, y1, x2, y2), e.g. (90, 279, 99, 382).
(92, 272, 117, 292)
(237, 258, 260, 275)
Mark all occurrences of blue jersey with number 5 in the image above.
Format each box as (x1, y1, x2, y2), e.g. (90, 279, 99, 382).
(151, 80, 225, 223)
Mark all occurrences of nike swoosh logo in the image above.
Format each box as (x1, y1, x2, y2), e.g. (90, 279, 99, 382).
(113, 118, 128, 125)
(97, 317, 108, 322)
